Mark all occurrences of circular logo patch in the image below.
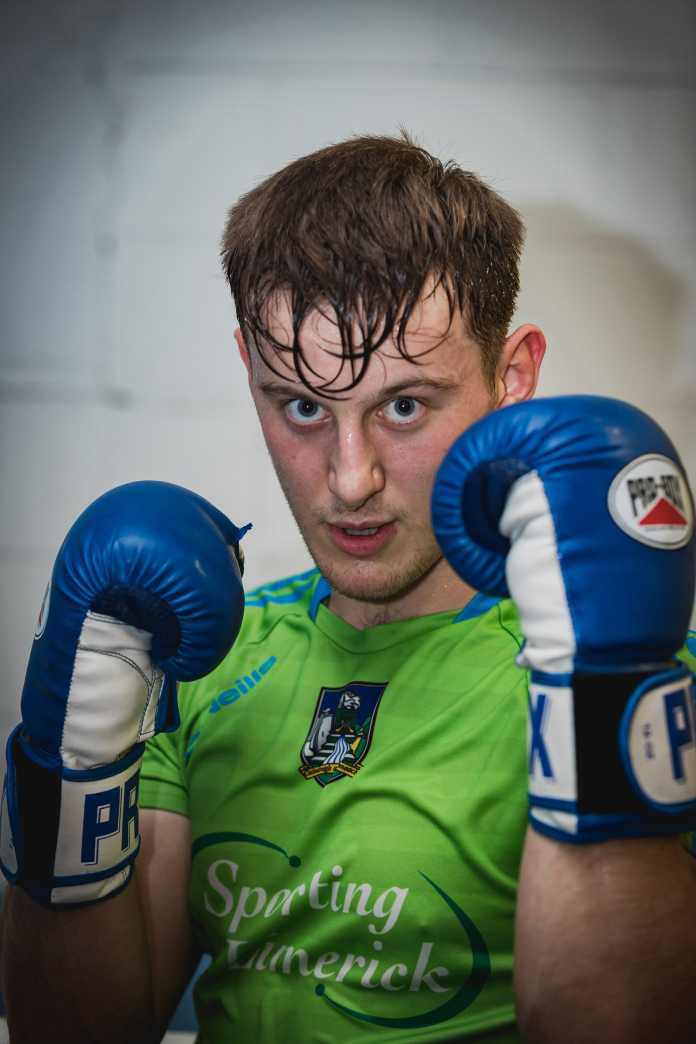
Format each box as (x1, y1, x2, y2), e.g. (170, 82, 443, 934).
(608, 454, 694, 549)
(621, 671, 696, 811)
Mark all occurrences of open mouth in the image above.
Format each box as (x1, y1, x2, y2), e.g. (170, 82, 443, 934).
(326, 522, 396, 557)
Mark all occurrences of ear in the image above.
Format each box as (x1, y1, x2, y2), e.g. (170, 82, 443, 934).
(234, 326, 252, 378)
(494, 324, 546, 407)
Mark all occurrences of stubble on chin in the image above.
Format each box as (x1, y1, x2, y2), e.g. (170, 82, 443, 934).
(283, 488, 442, 605)
(306, 535, 443, 605)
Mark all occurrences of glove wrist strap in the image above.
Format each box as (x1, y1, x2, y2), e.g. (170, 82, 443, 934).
(527, 664, 696, 843)
(0, 726, 142, 906)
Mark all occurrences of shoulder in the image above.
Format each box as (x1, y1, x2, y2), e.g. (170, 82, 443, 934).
(244, 566, 323, 617)
(176, 567, 323, 712)
(490, 596, 524, 650)
(242, 566, 324, 641)
(455, 594, 524, 657)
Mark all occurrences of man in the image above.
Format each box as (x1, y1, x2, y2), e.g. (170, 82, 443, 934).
(2, 135, 695, 1043)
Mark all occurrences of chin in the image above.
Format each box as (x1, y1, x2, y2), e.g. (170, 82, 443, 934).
(310, 546, 441, 605)
(326, 572, 404, 604)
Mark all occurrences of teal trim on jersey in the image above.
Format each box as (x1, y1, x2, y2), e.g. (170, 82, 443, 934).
(245, 566, 504, 626)
(454, 593, 501, 623)
(309, 576, 331, 620)
(245, 567, 319, 607)
(687, 631, 696, 659)
(308, 576, 497, 625)
(245, 584, 315, 607)
(248, 567, 318, 594)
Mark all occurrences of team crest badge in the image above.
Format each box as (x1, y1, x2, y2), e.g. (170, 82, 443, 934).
(299, 682, 386, 787)
(608, 453, 694, 549)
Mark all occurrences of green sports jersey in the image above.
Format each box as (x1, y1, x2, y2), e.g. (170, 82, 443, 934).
(140, 569, 696, 1044)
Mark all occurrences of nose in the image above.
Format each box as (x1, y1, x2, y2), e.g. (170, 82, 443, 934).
(328, 422, 385, 509)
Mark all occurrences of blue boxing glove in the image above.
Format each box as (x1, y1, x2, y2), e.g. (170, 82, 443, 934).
(0, 481, 249, 904)
(432, 396, 696, 843)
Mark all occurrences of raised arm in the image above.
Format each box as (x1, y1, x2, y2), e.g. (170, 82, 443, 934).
(515, 829, 696, 1043)
(432, 395, 696, 1043)
(2, 808, 198, 1044)
(3, 875, 154, 1043)
(0, 482, 246, 1041)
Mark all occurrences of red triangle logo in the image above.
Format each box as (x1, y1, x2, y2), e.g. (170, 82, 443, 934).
(639, 496, 688, 526)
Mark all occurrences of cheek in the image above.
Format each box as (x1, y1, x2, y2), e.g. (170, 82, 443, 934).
(382, 437, 442, 507)
(383, 420, 476, 508)
(259, 414, 327, 499)
(280, 447, 325, 495)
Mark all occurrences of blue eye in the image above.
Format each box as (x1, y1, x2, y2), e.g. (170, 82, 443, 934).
(285, 399, 327, 424)
(383, 397, 424, 425)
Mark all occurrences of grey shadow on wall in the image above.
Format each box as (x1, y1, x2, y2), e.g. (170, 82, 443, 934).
(515, 201, 692, 412)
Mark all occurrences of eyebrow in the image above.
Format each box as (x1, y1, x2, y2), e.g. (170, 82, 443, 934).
(257, 376, 461, 401)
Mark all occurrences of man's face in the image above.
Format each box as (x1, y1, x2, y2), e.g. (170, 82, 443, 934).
(240, 287, 497, 615)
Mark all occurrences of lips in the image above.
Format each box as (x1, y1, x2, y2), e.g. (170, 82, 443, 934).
(326, 522, 396, 557)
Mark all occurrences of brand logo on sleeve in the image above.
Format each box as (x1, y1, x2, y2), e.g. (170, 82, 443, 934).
(184, 656, 278, 763)
(300, 682, 387, 787)
(608, 454, 693, 549)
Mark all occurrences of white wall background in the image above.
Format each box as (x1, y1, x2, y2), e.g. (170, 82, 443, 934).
(2, 0, 695, 745)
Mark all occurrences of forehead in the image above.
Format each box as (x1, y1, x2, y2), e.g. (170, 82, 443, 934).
(252, 284, 480, 394)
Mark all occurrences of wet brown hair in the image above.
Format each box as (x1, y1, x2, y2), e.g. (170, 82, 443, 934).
(221, 133, 524, 396)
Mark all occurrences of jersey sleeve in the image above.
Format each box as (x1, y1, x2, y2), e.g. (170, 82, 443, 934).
(139, 725, 189, 817)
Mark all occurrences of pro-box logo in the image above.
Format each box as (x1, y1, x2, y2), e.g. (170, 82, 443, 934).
(608, 454, 694, 549)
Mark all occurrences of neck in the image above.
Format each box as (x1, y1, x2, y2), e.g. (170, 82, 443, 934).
(327, 558, 478, 630)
